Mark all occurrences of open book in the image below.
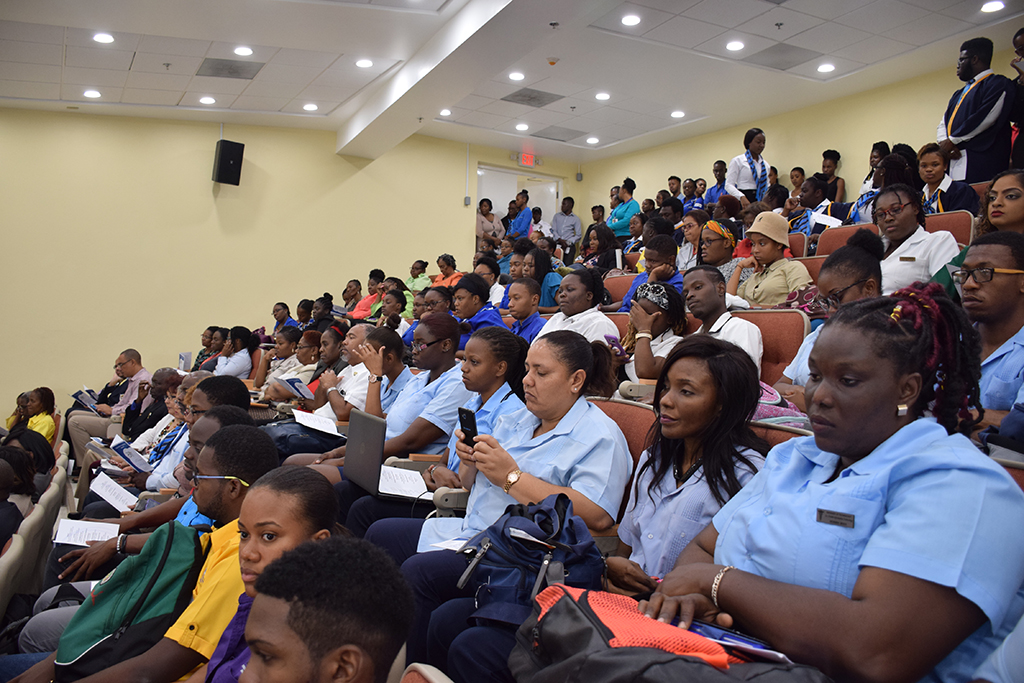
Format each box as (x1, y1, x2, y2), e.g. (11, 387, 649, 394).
(273, 376, 314, 400)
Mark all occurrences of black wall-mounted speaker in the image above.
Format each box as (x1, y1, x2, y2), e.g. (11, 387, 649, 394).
(212, 139, 244, 185)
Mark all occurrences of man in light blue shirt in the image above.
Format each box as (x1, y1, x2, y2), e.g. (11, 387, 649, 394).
(551, 197, 582, 262)
(704, 160, 728, 206)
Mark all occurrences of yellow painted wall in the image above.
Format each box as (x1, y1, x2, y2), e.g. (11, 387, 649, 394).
(575, 49, 1018, 211)
(0, 107, 581, 408)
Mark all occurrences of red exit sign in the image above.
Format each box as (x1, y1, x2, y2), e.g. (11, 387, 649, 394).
(519, 153, 535, 167)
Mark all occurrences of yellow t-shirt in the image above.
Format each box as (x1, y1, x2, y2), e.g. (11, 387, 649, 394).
(4, 413, 55, 444)
(164, 522, 243, 663)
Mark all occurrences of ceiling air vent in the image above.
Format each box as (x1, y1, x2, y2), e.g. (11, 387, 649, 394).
(532, 126, 588, 142)
(502, 88, 564, 108)
(196, 58, 265, 79)
(742, 44, 823, 71)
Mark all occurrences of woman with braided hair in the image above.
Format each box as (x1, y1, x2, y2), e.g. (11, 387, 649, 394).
(642, 282, 1024, 683)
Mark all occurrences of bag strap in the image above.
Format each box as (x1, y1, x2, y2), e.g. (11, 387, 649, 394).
(115, 522, 177, 637)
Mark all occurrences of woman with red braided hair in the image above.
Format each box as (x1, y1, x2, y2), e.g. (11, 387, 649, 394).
(641, 282, 1024, 683)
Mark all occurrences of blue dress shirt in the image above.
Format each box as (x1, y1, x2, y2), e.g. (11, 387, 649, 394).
(979, 324, 1024, 410)
(458, 303, 506, 350)
(616, 270, 685, 312)
(510, 311, 547, 344)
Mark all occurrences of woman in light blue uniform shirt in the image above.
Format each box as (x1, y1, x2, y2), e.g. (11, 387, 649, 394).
(643, 283, 1024, 683)
(365, 330, 631, 669)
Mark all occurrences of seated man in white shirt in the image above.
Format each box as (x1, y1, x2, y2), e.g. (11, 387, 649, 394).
(474, 256, 505, 307)
(683, 266, 763, 375)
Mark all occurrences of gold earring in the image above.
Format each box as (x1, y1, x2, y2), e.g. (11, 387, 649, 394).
(896, 404, 908, 417)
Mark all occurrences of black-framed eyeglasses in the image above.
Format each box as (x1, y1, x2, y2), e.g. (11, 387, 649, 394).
(872, 203, 909, 224)
(187, 406, 207, 417)
(114, 361, 129, 369)
(813, 278, 869, 310)
(952, 267, 1024, 284)
(701, 237, 727, 247)
(410, 339, 442, 353)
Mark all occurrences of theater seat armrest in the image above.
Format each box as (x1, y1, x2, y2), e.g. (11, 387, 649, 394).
(384, 458, 434, 473)
(433, 487, 469, 517)
(408, 453, 443, 462)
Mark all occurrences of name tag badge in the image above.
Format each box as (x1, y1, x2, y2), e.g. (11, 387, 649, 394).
(817, 508, 855, 528)
(899, 256, 916, 262)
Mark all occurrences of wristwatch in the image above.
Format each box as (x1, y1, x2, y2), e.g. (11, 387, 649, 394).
(326, 386, 340, 395)
(368, 373, 381, 384)
(503, 468, 522, 494)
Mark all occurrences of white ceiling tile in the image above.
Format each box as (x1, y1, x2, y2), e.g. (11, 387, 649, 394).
(206, 42, 278, 62)
(65, 45, 135, 70)
(370, 0, 447, 10)
(786, 22, 872, 53)
(65, 28, 141, 50)
(832, 34, 915, 63)
(542, 96, 601, 116)
(881, 12, 973, 46)
(0, 79, 60, 99)
(231, 95, 290, 111)
(0, 61, 61, 83)
(642, 16, 726, 49)
(120, 88, 183, 105)
(472, 80, 519, 99)
(241, 79, 304, 98)
(902, 0, 961, 10)
(683, 0, 774, 28)
(253, 63, 322, 84)
(61, 84, 122, 101)
(590, 3, 676, 36)
(695, 31, 778, 59)
(186, 75, 250, 94)
(0, 21, 63, 44)
(138, 35, 211, 57)
(939, 0, 1024, 22)
(786, 55, 864, 79)
(477, 99, 534, 117)
(0, 40, 63, 66)
(179, 91, 236, 107)
(735, 7, 824, 41)
(493, 119, 536, 135)
(631, 0, 702, 12)
(834, 0, 927, 32)
(517, 108, 572, 126)
(456, 111, 510, 128)
(271, 49, 341, 69)
(125, 71, 193, 91)
(780, 0, 875, 19)
(612, 97, 666, 115)
(130, 52, 203, 75)
(281, 99, 341, 114)
(517, 77, 589, 97)
(63, 67, 129, 87)
(456, 93, 493, 110)
(330, 56, 398, 77)
(309, 69, 373, 89)
(298, 84, 358, 101)
(578, 106, 635, 124)
(435, 106, 470, 121)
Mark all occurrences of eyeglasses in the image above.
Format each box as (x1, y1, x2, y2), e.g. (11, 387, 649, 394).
(187, 406, 207, 417)
(193, 474, 250, 487)
(872, 203, 909, 224)
(113, 361, 129, 369)
(813, 278, 869, 310)
(424, 300, 448, 309)
(952, 267, 1024, 284)
(410, 339, 443, 353)
(701, 237, 727, 247)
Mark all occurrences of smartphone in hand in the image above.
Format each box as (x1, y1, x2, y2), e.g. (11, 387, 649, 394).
(604, 334, 628, 359)
(458, 407, 478, 447)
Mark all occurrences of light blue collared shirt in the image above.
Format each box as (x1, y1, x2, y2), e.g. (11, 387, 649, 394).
(619, 447, 762, 579)
(384, 363, 472, 454)
(782, 325, 820, 386)
(380, 366, 414, 414)
(713, 419, 1024, 683)
(417, 397, 631, 552)
(979, 324, 1024, 410)
(443, 383, 526, 470)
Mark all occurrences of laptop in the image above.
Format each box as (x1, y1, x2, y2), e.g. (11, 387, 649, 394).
(343, 409, 429, 501)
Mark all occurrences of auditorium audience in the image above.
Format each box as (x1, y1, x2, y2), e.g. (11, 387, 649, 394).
(522, 248, 562, 313)
(270, 302, 297, 333)
(258, 330, 320, 403)
(310, 293, 338, 332)
(294, 298, 314, 330)
(609, 337, 767, 592)
(432, 254, 463, 289)
(789, 167, 805, 198)
(917, 142, 981, 214)
(607, 178, 640, 239)
(581, 224, 623, 273)
(874, 183, 960, 294)
(712, 194, 742, 221)
(860, 141, 891, 195)
(678, 209, 708, 270)
(452, 274, 504, 351)
(340, 281, 362, 314)
(215, 326, 259, 379)
(5, 388, 55, 444)
(3, 429, 54, 496)
(0, 446, 36, 518)
(349, 271, 385, 321)
(622, 282, 688, 383)
(376, 289, 410, 337)
(251, 326, 302, 393)
(622, 212, 645, 255)
(505, 278, 546, 345)
(192, 326, 220, 371)
(701, 219, 752, 287)
(535, 270, 619, 345)
(820, 149, 846, 202)
(473, 256, 504, 306)
(640, 283, 1024, 683)
(198, 328, 229, 372)
(685, 266, 763, 374)
(551, 196, 582, 262)
(726, 128, 769, 206)
(729, 213, 812, 307)
(611, 235, 682, 312)
(0, 460, 22, 554)
(476, 198, 504, 252)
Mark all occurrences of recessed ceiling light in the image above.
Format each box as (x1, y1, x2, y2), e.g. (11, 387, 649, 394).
(234, 46, 253, 56)
(199, 96, 216, 104)
(595, 92, 610, 101)
(621, 14, 641, 26)
(817, 63, 836, 73)
(726, 41, 745, 51)
(516, 123, 529, 131)
(982, 0, 1004, 10)
(671, 110, 685, 118)
(440, 109, 452, 116)
(587, 137, 599, 144)
(509, 72, 525, 81)
(356, 59, 373, 68)
(93, 33, 114, 44)
(83, 90, 101, 98)
(303, 103, 318, 111)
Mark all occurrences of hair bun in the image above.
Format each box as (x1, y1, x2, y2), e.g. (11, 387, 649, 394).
(846, 228, 885, 262)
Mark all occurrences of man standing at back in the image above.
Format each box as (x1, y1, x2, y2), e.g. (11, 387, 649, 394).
(551, 196, 582, 263)
(938, 37, 1015, 183)
(68, 349, 152, 469)
(704, 161, 728, 206)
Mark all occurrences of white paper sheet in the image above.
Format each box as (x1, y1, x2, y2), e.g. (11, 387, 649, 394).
(90, 472, 139, 513)
(430, 538, 468, 551)
(378, 466, 429, 498)
(110, 435, 153, 473)
(293, 410, 341, 436)
(54, 519, 119, 546)
(178, 352, 192, 372)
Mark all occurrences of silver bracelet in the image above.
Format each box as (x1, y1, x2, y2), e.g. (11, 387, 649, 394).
(117, 534, 127, 554)
(711, 565, 735, 609)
